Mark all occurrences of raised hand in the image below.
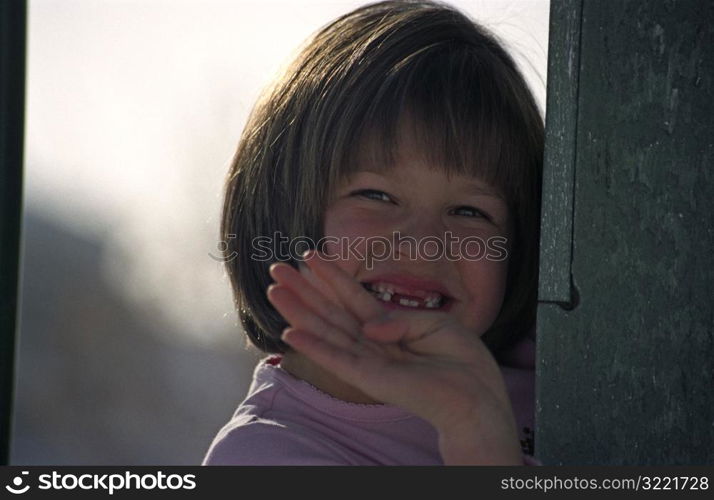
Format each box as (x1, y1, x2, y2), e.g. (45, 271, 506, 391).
(266, 249, 522, 464)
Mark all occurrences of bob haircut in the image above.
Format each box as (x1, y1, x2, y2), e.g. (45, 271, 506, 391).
(221, 0, 544, 356)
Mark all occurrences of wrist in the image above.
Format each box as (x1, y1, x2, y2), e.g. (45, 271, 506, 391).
(438, 426, 523, 465)
(436, 406, 522, 465)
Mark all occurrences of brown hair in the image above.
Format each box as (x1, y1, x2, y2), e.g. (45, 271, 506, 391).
(221, 0, 544, 355)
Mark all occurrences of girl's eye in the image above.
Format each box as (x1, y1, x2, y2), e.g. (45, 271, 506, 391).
(451, 206, 492, 221)
(348, 190, 492, 220)
(350, 189, 393, 203)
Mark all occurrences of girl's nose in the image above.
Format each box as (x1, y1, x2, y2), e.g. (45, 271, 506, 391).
(390, 213, 448, 261)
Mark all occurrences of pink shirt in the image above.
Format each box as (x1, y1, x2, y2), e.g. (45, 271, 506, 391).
(203, 329, 539, 465)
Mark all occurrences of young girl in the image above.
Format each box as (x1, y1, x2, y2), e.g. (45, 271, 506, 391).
(203, 0, 542, 465)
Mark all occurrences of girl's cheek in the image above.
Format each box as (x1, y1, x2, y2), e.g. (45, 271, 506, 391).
(457, 259, 509, 332)
(324, 208, 507, 264)
(446, 225, 504, 244)
(323, 208, 395, 268)
(324, 208, 394, 240)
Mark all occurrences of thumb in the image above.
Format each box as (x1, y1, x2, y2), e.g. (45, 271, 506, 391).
(362, 312, 409, 343)
(362, 309, 450, 344)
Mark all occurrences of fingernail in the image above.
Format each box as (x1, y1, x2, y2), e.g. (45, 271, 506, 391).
(280, 327, 291, 342)
(266, 283, 281, 299)
(301, 249, 316, 260)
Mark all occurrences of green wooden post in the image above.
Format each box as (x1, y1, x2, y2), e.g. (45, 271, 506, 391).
(537, 0, 714, 464)
(0, 0, 26, 466)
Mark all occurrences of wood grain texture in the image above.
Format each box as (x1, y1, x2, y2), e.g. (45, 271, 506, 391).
(538, 0, 582, 305)
(537, 0, 714, 464)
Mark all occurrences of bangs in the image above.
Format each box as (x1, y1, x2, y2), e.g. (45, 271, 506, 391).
(330, 42, 529, 203)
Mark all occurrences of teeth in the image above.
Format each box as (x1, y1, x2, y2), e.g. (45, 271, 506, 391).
(398, 297, 419, 307)
(368, 281, 442, 300)
(363, 281, 446, 310)
(376, 283, 395, 294)
(424, 296, 440, 309)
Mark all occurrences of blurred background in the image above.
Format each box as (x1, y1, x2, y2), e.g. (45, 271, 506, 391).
(12, 0, 549, 464)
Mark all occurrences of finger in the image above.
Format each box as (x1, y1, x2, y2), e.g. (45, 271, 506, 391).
(266, 284, 356, 350)
(282, 328, 439, 414)
(281, 328, 360, 370)
(280, 327, 397, 400)
(296, 257, 360, 332)
(363, 310, 477, 356)
(297, 259, 350, 311)
(362, 309, 447, 343)
(269, 262, 362, 338)
(360, 314, 409, 343)
(280, 328, 369, 389)
(301, 249, 385, 324)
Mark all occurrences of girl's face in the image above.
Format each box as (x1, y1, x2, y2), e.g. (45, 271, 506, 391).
(322, 145, 511, 337)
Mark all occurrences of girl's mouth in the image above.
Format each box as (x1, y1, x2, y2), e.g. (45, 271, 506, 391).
(360, 281, 451, 311)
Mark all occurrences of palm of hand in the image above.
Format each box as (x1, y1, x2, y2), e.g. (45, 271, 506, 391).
(266, 250, 518, 442)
